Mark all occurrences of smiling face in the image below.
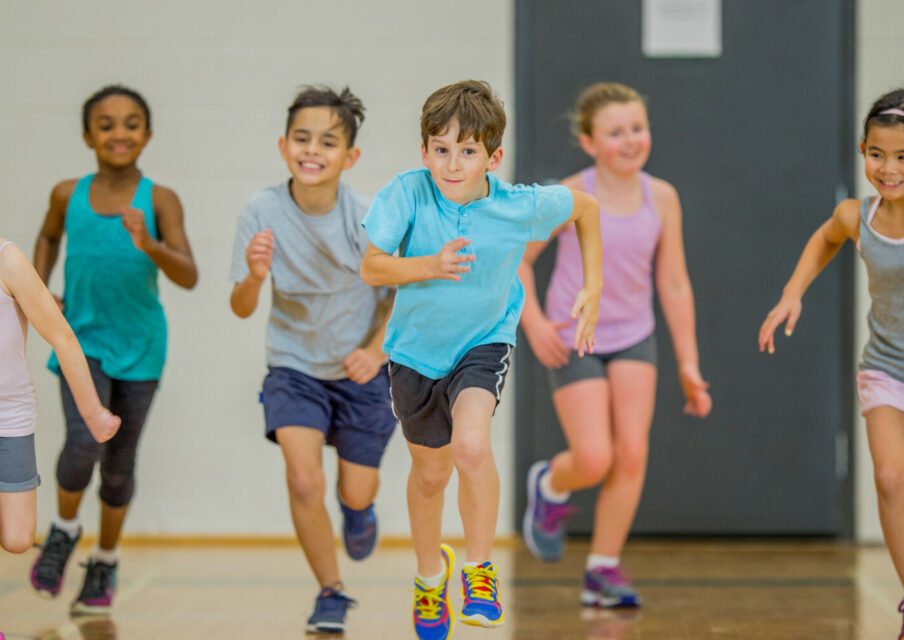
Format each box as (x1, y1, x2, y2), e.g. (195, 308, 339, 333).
(580, 100, 651, 176)
(82, 95, 152, 170)
(421, 118, 503, 206)
(279, 106, 360, 189)
(863, 124, 904, 201)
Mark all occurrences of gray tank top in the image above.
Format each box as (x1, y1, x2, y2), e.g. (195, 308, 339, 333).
(858, 196, 904, 382)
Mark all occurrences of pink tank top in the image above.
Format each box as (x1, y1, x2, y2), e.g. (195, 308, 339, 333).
(545, 168, 662, 353)
(0, 241, 37, 436)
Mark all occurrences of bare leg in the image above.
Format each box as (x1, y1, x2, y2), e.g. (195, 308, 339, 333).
(590, 361, 656, 557)
(548, 379, 612, 493)
(98, 502, 129, 551)
(0, 489, 37, 553)
(57, 486, 84, 521)
(277, 426, 340, 589)
(865, 406, 904, 587)
(337, 459, 380, 510)
(407, 441, 453, 577)
(450, 388, 499, 563)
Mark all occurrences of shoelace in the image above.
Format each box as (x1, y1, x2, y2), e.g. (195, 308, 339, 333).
(317, 590, 357, 615)
(413, 581, 446, 621)
(541, 502, 577, 534)
(462, 565, 498, 602)
(79, 561, 113, 598)
(35, 530, 73, 579)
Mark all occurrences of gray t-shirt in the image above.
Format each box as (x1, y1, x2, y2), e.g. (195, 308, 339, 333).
(230, 181, 389, 380)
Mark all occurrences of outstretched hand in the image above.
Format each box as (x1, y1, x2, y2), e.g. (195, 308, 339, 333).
(758, 296, 802, 355)
(433, 238, 475, 281)
(570, 287, 600, 357)
(679, 363, 711, 418)
(85, 407, 121, 443)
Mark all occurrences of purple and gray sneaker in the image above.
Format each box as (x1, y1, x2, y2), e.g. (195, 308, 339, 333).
(581, 565, 642, 608)
(30, 523, 80, 597)
(522, 460, 575, 562)
(71, 559, 117, 615)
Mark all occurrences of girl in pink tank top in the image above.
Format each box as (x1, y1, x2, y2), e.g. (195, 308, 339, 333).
(519, 83, 711, 606)
(0, 238, 119, 554)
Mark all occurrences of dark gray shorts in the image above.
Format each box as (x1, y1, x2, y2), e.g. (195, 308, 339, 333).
(549, 333, 657, 391)
(389, 343, 513, 448)
(0, 434, 41, 492)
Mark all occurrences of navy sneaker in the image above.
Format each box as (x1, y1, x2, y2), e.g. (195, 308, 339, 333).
(71, 559, 117, 615)
(581, 565, 642, 608)
(523, 460, 575, 562)
(30, 523, 80, 597)
(306, 587, 357, 634)
(340, 501, 378, 561)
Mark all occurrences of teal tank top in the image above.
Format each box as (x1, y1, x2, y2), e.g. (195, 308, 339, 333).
(48, 174, 167, 381)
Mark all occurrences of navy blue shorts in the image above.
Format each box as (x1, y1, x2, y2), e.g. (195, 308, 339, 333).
(261, 365, 397, 468)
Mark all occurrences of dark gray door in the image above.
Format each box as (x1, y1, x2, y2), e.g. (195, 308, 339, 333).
(514, 0, 855, 535)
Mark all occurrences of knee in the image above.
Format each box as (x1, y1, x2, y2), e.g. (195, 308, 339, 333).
(339, 479, 378, 511)
(99, 469, 135, 507)
(874, 464, 904, 502)
(410, 462, 452, 496)
(572, 449, 612, 486)
(611, 443, 648, 480)
(286, 467, 326, 505)
(0, 526, 35, 554)
(451, 434, 492, 475)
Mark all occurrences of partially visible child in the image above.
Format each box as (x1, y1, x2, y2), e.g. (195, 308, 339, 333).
(759, 88, 904, 636)
(229, 86, 396, 635)
(360, 79, 602, 640)
(0, 238, 119, 554)
(520, 82, 711, 608)
(30, 85, 197, 615)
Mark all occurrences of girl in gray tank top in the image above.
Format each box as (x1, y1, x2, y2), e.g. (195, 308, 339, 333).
(759, 88, 904, 631)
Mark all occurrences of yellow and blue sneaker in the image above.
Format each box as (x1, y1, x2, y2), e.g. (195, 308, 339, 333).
(413, 543, 455, 640)
(460, 562, 503, 627)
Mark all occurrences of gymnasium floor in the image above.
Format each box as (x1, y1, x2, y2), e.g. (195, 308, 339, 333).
(0, 539, 900, 639)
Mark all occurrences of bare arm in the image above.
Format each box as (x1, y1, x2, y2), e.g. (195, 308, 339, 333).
(653, 181, 710, 417)
(360, 238, 476, 287)
(33, 180, 76, 288)
(0, 243, 119, 442)
(567, 189, 603, 356)
(121, 185, 198, 289)
(230, 230, 273, 318)
(758, 198, 860, 353)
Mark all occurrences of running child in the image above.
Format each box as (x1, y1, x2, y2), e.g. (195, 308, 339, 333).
(30, 85, 198, 615)
(759, 88, 904, 637)
(229, 86, 396, 635)
(521, 82, 711, 608)
(360, 79, 602, 640)
(0, 238, 119, 554)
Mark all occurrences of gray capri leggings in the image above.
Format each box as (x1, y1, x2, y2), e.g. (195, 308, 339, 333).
(57, 358, 157, 508)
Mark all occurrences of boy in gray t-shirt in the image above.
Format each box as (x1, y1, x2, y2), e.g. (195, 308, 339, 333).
(229, 86, 395, 635)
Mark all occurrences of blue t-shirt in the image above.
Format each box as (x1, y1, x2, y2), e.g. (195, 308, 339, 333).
(362, 169, 572, 379)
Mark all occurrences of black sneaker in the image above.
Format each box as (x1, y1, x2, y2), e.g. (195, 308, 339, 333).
(71, 559, 117, 615)
(30, 523, 80, 597)
(306, 587, 357, 634)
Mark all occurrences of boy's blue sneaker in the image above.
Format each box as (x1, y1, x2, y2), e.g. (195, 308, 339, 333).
(306, 586, 357, 634)
(581, 566, 642, 608)
(460, 562, 503, 627)
(340, 501, 378, 561)
(523, 460, 574, 562)
(413, 543, 455, 640)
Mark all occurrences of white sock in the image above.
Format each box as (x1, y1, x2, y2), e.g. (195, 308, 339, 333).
(52, 516, 81, 538)
(540, 471, 570, 503)
(92, 546, 119, 564)
(586, 554, 619, 570)
(416, 570, 444, 589)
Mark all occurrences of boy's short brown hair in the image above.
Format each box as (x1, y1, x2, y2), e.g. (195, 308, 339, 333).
(420, 80, 506, 155)
(286, 85, 365, 146)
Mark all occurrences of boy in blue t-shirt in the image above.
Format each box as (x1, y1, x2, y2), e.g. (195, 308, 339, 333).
(229, 86, 395, 635)
(361, 80, 602, 639)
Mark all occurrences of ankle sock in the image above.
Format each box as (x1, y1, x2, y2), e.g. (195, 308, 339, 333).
(586, 554, 619, 570)
(417, 570, 444, 589)
(92, 546, 119, 564)
(52, 516, 81, 538)
(540, 471, 570, 503)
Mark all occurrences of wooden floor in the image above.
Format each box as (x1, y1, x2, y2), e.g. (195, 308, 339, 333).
(0, 539, 901, 639)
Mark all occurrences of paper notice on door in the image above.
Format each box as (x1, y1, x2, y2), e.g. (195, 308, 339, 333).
(642, 0, 722, 58)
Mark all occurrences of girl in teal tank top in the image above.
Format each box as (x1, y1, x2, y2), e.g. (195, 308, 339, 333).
(29, 85, 198, 615)
(760, 88, 904, 634)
